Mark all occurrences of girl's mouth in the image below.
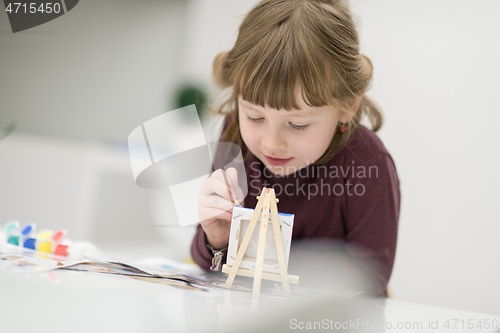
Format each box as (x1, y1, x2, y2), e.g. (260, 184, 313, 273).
(264, 155, 293, 166)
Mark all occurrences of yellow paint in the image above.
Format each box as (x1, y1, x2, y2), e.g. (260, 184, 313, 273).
(39, 241, 52, 254)
(37, 230, 52, 242)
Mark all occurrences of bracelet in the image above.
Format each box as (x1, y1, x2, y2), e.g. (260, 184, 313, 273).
(206, 244, 227, 272)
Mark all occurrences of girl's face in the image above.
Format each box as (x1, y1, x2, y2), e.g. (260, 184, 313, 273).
(238, 92, 347, 176)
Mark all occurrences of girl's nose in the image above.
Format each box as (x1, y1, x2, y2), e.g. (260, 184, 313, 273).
(262, 126, 287, 151)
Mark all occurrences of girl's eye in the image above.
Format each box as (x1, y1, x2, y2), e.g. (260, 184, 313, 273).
(289, 122, 309, 131)
(247, 116, 264, 123)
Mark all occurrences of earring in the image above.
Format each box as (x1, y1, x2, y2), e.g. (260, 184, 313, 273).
(340, 122, 347, 133)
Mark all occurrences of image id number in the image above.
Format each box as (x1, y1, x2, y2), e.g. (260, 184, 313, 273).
(6, 3, 61, 14)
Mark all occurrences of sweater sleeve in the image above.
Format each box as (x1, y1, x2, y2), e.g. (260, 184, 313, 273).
(343, 153, 400, 296)
(191, 224, 229, 270)
(191, 224, 213, 270)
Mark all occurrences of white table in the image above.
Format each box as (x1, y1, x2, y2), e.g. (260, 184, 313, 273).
(1, 262, 499, 333)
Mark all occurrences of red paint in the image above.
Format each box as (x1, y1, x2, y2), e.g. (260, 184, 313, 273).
(54, 244, 68, 257)
(52, 231, 63, 243)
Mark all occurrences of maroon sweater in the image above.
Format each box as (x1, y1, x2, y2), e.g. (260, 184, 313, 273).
(191, 124, 400, 295)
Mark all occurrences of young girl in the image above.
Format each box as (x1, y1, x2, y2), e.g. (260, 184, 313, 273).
(191, 0, 399, 296)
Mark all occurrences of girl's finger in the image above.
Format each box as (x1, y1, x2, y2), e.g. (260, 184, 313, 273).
(225, 167, 238, 186)
(201, 194, 234, 213)
(202, 176, 232, 202)
(225, 167, 245, 204)
(201, 207, 233, 222)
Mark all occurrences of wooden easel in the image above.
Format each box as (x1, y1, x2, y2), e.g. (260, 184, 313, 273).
(222, 187, 299, 297)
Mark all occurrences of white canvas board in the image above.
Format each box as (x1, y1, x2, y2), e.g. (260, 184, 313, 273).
(226, 206, 294, 273)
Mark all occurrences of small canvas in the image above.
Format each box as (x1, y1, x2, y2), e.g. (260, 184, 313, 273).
(226, 206, 294, 274)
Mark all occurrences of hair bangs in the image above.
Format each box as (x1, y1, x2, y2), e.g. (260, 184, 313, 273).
(232, 22, 338, 111)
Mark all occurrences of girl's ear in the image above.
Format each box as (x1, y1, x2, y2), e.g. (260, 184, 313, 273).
(339, 95, 363, 123)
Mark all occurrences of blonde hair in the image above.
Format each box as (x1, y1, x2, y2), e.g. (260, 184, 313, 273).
(211, 0, 382, 164)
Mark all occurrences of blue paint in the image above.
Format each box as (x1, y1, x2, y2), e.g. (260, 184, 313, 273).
(21, 225, 32, 237)
(277, 212, 294, 217)
(235, 206, 294, 217)
(23, 238, 36, 250)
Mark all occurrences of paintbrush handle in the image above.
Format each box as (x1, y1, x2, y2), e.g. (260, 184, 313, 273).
(221, 169, 243, 207)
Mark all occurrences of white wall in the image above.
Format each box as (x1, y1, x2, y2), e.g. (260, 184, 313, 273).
(350, 0, 500, 315)
(0, 0, 186, 142)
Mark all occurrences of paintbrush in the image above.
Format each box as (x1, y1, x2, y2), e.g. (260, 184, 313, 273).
(221, 169, 243, 207)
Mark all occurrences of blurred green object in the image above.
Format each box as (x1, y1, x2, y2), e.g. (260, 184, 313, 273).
(0, 122, 15, 140)
(176, 85, 207, 121)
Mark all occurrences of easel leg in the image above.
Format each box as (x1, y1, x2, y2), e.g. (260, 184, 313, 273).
(225, 188, 266, 290)
(270, 192, 291, 297)
(252, 188, 272, 297)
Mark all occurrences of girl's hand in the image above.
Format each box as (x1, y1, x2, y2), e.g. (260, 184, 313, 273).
(198, 167, 244, 250)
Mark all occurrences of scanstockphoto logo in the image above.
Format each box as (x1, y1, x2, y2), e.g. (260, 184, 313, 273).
(127, 105, 248, 227)
(3, 0, 79, 33)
